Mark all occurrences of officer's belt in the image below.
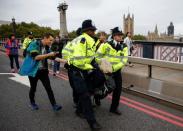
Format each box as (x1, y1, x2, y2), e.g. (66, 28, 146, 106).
(70, 65, 88, 73)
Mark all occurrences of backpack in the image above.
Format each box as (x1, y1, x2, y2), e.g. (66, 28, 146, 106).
(89, 68, 116, 99)
(94, 74, 116, 99)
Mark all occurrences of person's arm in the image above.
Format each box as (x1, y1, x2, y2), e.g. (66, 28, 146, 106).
(34, 52, 57, 61)
(5, 42, 11, 49)
(55, 57, 67, 63)
(123, 37, 127, 44)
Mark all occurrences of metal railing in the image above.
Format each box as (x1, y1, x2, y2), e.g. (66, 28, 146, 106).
(132, 40, 183, 63)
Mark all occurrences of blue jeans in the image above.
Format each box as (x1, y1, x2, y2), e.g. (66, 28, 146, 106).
(53, 60, 60, 73)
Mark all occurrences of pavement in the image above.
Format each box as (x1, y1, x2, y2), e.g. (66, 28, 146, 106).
(0, 51, 183, 131)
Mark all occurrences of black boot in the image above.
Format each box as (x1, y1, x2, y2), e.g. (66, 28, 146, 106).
(110, 109, 122, 115)
(95, 97, 101, 106)
(75, 110, 85, 119)
(90, 121, 102, 131)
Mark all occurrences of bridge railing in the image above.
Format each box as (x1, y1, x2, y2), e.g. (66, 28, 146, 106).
(132, 40, 183, 63)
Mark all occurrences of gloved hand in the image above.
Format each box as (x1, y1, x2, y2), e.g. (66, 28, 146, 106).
(64, 63, 69, 69)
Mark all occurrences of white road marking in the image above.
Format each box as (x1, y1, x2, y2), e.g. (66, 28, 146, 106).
(0, 73, 30, 87)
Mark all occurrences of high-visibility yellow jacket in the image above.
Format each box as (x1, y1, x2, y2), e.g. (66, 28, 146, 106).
(22, 37, 33, 50)
(68, 33, 99, 70)
(62, 36, 82, 61)
(96, 40, 128, 72)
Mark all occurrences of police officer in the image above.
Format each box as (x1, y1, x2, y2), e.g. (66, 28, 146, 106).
(22, 31, 34, 57)
(96, 27, 128, 115)
(68, 20, 102, 130)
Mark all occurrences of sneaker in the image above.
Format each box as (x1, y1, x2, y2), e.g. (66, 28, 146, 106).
(53, 73, 56, 76)
(30, 103, 39, 110)
(52, 104, 62, 111)
(15, 68, 20, 73)
(56, 71, 60, 74)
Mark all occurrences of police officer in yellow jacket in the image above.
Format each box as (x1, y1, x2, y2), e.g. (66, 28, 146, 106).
(68, 20, 102, 130)
(22, 32, 34, 57)
(96, 27, 128, 115)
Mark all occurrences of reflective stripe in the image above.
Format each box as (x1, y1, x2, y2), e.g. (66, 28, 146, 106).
(76, 64, 85, 68)
(111, 60, 126, 65)
(110, 56, 128, 65)
(63, 48, 74, 53)
(105, 54, 126, 59)
(96, 52, 103, 56)
(96, 52, 104, 58)
(87, 48, 92, 50)
(70, 56, 94, 60)
(110, 62, 118, 64)
(106, 47, 110, 52)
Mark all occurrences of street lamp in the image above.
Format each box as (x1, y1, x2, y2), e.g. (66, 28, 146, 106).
(12, 17, 16, 36)
(57, 2, 68, 38)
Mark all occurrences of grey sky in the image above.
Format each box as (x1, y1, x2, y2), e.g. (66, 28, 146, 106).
(0, 0, 183, 35)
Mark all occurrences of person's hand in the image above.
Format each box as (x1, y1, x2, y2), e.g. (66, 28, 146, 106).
(55, 57, 62, 62)
(55, 57, 67, 63)
(48, 52, 57, 57)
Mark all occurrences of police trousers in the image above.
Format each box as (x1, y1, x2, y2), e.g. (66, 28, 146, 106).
(68, 67, 79, 104)
(71, 67, 96, 125)
(110, 69, 122, 111)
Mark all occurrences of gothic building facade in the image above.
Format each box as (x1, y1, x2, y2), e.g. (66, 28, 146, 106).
(123, 13, 134, 36)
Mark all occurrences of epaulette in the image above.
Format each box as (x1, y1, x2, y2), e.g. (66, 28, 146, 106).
(80, 37, 86, 44)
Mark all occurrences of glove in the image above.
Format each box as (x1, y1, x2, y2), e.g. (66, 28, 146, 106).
(64, 63, 69, 69)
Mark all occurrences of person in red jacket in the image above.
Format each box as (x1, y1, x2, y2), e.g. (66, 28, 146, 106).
(5, 34, 20, 73)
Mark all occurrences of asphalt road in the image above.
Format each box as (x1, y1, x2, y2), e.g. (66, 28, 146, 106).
(0, 52, 183, 131)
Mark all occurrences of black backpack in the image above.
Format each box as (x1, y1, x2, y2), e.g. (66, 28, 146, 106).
(94, 74, 116, 99)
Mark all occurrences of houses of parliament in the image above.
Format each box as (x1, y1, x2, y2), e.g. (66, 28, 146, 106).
(122, 13, 177, 41)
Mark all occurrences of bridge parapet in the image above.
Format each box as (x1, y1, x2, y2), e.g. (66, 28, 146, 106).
(123, 56, 183, 109)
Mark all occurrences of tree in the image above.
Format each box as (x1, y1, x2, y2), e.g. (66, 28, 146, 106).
(68, 30, 77, 39)
(132, 34, 146, 40)
(0, 22, 59, 38)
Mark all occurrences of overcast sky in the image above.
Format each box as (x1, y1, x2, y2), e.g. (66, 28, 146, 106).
(0, 0, 183, 35)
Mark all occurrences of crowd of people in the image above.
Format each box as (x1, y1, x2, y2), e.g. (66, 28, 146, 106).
(4, 19, 135, 131)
